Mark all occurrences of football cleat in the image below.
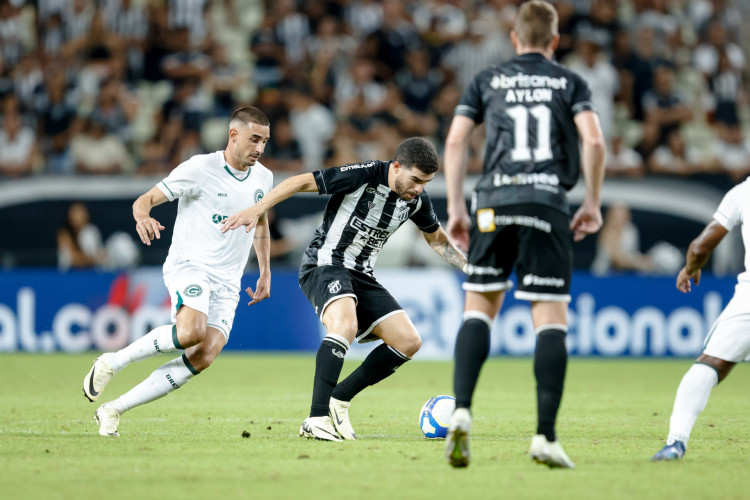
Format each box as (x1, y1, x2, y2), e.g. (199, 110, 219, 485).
(94, 405, 120, 437)
(651, 441, 686, 461)
(529, 434, 575, 469)
(83, 355, 117, 402)
(445, 408, 472, 468)
(329, 398, 356, 440)
(299, 416, 343, 442)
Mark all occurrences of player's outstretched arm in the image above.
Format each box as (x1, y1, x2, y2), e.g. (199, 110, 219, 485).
(570, 111, 606, 242)
(247, 211, 271, 306)
(133, 186, 168, 246)
(444, 115, 476, 252)
(221, 173, 318, 234)
(422, 227, 468, 272)
(677, 220, 729, 293)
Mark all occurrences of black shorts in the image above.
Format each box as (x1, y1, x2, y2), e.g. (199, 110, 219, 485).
(464, 203, 572, 302)
(298, 265, 403, 342)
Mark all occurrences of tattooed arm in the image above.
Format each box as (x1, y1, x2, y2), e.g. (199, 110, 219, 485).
(422, 227, 468, 272)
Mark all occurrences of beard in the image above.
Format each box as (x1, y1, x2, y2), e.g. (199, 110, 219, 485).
(394, 178, 417, 200)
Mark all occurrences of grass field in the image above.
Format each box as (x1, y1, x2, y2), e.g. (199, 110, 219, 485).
(1, 354, 749, 500)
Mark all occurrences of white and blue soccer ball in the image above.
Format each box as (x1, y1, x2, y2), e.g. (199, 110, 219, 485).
(419, 395, 455, 439)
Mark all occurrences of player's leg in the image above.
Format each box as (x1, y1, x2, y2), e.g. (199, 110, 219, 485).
(515, 204, 574, 468)
(330, 311, 418, 439)
(447, 205, 515, 467)
(652, 296, 746, 460)
(446, 289, 505, 467)
(83, 273, 210, 402)
(300, 297, 357, 442)
(651, 355, 732, 461)
(528, 301, 575, 469)
(93, 308, 217, 437)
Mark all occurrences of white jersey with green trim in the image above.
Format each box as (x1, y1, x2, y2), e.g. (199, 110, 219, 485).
(713, 177, 750, 285)
(156, 150, 273, 292)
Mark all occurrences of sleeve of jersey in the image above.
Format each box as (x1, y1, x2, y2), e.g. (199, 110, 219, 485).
(453, 76, 483, 123)
(312, 164, 373, 195)
(157, 160, 202, 201)
(411, 195, 441, 233)
(713, 186, 741, 231)
(569, 73, 597, 116)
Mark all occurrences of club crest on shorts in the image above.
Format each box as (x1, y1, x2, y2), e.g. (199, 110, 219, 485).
(327, 280, 341, 294)
(254, 189, 264, 203)
(184, 284, 203, 297)
(477, 208, 496, 232)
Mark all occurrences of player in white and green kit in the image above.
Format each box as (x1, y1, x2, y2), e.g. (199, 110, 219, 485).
(82, 107, 273, 436)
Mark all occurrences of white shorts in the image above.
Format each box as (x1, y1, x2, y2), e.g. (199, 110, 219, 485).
(703, 285, 750, 362)
(164, 265, 239, 341)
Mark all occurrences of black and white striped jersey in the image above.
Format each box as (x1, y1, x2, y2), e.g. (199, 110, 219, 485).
(300, 160, 441, 277)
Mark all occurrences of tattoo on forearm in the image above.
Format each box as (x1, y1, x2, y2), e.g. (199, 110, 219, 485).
(432, 240, 467, 271)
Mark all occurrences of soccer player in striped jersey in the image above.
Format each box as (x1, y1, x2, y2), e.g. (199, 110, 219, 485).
(222, 137, 468, 441)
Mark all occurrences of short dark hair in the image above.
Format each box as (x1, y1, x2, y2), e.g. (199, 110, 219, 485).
(393, 137, 439, 174)
(514, 0, 558, 49)
(230, 107, 270, 128)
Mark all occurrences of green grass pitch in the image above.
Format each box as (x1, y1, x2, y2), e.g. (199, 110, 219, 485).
(1, 354, 749, 500)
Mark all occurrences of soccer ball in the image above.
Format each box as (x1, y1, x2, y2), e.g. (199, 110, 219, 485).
(419, 395, 455, 439)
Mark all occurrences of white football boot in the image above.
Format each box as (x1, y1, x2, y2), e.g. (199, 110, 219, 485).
(299, 416, 343, 442)
(94, 405, 120, 437)
(83, 355, 117, 402)
(445, 408, 472, 468)
(529, 434, 575, 468)
(329, 398, 356, 440)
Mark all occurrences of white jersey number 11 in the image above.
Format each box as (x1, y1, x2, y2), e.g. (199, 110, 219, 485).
(506, 104, 553, 162)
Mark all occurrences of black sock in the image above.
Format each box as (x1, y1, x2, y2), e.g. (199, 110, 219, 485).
(332, 344, 410, 401)
(453, 317, 491, 409)
(534, 328, 568, 442)
(310, 334, 349, 417)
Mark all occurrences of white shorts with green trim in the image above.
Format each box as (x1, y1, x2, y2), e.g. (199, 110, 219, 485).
(164, 265, 239, 341)
(702, 285, 750, 362)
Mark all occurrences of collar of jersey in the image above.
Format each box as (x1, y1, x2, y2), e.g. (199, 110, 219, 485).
(224, 165, 251, 181)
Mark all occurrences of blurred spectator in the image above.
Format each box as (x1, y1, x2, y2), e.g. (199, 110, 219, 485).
(161, 27, 211, 83)
(693, 20, 745, 78)
(606, 136, 645, 178)
(0, 0, 27, 67)
(591, 203, 656, 275)
(249, 13, 284, 90)
(344, 0, 383, 39)
(641, 65, 693, 147)
(0, 111, 37, 177)
(274, 0, 310, 67)
(57, 202, 106, 270)
(441, 19, 510, 89)
(562, 0, 621, 57)
(335, 57, 386, 114)
(57, 201, 139, 271)
(412, 0, 467, 57)
(648, 129, 707, 177)
(618, 27, 668, 120)
(167, 0, 208, 45)
(372, 0, 421, 78)
(566, 38, 618, 138)
(89, 77, 138, 141)
(707, 49, 743, 129)
(690, 0, 742, 43)
(102, 0, 149, 81)
(262, 115, 304, 173)
(209, 44, 248, 117)
(630, 0, 680, 57)
(70, 117, 129, 175)
(286, 82, 336, 171)
(396, 48, 443, 114)
(712, 126, 750, 182)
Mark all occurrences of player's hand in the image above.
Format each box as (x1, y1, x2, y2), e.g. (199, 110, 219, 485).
(569, 202, 603, 242)
(446, 213, 471, 253)
(135, 217, 165, 246)
(246, 274, 270, 306)
(221, 208, 260, 234)
(676, 266, 700, 293)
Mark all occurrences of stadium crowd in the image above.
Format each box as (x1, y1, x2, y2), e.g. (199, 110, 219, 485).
(0, 0, 747, 189)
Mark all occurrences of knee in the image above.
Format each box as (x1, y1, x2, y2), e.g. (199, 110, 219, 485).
(177, 321, 207, 347)
(186, 343, 219, 372)
(394, 331, 421, 358)
(326, 319, 358, 340)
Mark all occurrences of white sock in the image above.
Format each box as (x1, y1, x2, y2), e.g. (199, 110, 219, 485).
(108, 355, 198, 415)
(666, 363, 719, 445)
(104, 325, 180, 372)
